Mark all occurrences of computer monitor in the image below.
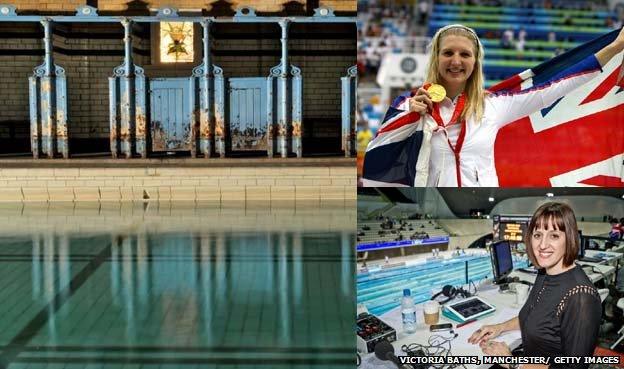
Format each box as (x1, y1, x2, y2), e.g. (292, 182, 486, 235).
(490, 240, 513, 284)
(578, 230, 585, 258)
(576, 231, 604, 263)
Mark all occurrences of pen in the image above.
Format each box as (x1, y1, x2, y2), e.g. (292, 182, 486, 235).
(456, 319, 477, 328)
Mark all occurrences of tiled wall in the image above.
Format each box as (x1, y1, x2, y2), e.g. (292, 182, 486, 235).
(0, 22, 355, 143)
(0, 162, 356, 202)
(0, 202, 356, 235)
(10, 0, 356, 12)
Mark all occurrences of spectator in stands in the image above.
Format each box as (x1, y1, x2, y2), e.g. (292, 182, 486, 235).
(381, 218, 394, 229)
(357, 118, 373, 157)
(378, 38, 392, 59)
(606, 17, 615, 29)
(363, 24, 624, 186)
(483, 30, 497, 40)
(610, 218, 622, 240)
(418, 0, 429, 26)
(365, 47, 381, 75)
(365, 23, 381, 37)
(357, 49, 366, 75)
(547, 31, 557, 43)
(516, 27, 527, 53)
(501, 28, 514, 49)
(515, 38, 525, 54)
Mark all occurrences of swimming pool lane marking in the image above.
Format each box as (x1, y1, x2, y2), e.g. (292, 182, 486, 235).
(0, 243, 112, 369)
(10, 356, 355, 366)
(0, 237, 355, 367)
(0, 345, 353, 353)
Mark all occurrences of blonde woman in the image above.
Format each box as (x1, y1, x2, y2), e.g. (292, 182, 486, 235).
(363, 25, 624, 187)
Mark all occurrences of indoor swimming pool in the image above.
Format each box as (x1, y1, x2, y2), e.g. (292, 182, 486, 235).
(0, 203, 355, 369)
(357, 252, 529, 316)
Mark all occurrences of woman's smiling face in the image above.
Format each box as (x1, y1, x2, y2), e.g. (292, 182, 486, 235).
(531, 217, 567, 273)
(437, 35, 476, 89)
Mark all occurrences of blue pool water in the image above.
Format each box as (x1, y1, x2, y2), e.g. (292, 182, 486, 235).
(357, 253, 529, 316)
(0, 204, 354, 369)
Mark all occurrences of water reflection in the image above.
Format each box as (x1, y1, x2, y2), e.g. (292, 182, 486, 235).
(0, 204, 355, 368)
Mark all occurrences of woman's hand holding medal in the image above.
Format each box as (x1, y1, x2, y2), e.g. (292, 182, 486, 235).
(409, 84, 446, 116)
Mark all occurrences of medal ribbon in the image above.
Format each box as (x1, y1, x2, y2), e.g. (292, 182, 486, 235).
(430, 93, 467, 187)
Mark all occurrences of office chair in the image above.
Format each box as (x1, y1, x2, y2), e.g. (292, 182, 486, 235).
(611, 297, 624, 350)
(599, 288, 610, 303)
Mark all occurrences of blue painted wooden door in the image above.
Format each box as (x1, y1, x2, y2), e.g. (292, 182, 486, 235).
(149, 78, 191, 152)
(228, 78, 267, 152)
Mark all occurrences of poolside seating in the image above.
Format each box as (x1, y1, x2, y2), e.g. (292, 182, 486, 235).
(429, 3, 616, 82)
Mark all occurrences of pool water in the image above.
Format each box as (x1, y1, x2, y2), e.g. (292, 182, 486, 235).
(357, 253, 529, 316)
(0, 204, 355, 369)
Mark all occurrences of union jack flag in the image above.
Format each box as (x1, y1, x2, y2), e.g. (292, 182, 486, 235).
(493, 28, 624, 187)
(362, 94, 428, 186)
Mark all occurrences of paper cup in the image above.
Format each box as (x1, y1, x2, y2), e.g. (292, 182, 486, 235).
(423, 300, 440, 325)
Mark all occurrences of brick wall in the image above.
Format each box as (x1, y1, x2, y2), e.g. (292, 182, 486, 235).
(0, 19, 354, 152)
(211, 27, 281, 78)
(11, 0, 356, 12)
(53, 23, 148, 139)
(98, 0, 307, 12)
(320, 0, 356, 11)
(12, 0, 84, 11)
(0, 23, 41, 140)
(0, 55, 35, 139)
(0, 160, 356, 202)
(212, 22, 355, 120)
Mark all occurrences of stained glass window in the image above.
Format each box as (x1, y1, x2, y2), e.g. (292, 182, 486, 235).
(159, 22, 194, 63)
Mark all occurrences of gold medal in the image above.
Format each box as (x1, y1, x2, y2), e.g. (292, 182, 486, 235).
(426, 84, 446, 103)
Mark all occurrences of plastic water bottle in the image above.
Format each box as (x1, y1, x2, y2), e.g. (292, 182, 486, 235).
(401, 289, 416, 334)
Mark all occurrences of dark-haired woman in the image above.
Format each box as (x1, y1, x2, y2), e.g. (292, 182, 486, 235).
(468, 202, 602, 369)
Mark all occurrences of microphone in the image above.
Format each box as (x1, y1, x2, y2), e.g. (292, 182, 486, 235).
(374, 340, 409, 369)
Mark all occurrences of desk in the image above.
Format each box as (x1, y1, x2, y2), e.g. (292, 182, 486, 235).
(512, 266, 611, 285)
(610, 243, 624, 253)
(583, 250, 622, 284)
(360, 281, 524, 369)
(360, 267, 610, 369)
(574, 262, 616, 284)
(585, 249, 623, 267)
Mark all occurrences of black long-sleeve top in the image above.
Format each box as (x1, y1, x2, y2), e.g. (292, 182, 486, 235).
(518, 265, 602, 369)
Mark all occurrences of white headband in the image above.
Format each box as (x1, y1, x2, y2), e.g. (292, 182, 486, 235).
(435, 24, 484, 58)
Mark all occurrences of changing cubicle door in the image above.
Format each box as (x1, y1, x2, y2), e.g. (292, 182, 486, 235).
(228, 77, 268, 153)
(149, 78, 192, 152)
